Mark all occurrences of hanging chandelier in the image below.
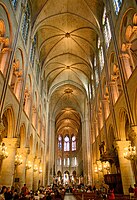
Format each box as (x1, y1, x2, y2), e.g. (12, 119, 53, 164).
(0, 142, 8, 159)
(123, 144, 136, 160)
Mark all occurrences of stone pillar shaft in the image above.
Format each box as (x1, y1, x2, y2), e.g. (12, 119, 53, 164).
(25, 154, 34, 190)
(15, 148, 29, 188)
(116, 141, 135, 194)
(0, 138, 18, 187)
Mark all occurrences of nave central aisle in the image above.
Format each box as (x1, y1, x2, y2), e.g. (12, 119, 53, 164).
(64, 193, 77, 200)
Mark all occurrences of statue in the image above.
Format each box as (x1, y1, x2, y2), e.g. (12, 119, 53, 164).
(99, 141, 105, 156)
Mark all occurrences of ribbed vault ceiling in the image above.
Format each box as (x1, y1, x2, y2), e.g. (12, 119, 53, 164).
(31, 0, 104, 136)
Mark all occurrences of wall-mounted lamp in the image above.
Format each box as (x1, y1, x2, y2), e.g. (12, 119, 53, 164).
(123, 144, 136, 160)
(15, 154, 23, 166)
(26, 161, 32, 170)
(39, 166, 42, 173)
(33, 164, 38, 172)
(0, 143, 8, 159)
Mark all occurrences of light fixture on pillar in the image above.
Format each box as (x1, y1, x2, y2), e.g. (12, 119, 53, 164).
(39, 166, 42, 173)
(26, 161, 32, 170)
(98, 164, 103, 172)
(33, 164, 38, 172)
(94, 165, 98, 173)
(103, 161, 110, 172)
(0, 142, 8, 159)
(123, 144, 136, 160)
(15, 154, 23, 166)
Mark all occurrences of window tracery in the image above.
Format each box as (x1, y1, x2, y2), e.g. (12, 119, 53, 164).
(102, 7, 111, 49)
(21, 4, 30, 44)
(30, 35, 36, 67)
(11, 0, 18, 10)
(112, 0, 122, 15)
(72, 136, 76, 151)
(64, 136, 70, 151)
(58, 135, 62, 150)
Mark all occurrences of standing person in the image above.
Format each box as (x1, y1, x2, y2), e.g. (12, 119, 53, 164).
(21, 184, 28, 197)
(0, 186, 7, 200)
(108, 188, 115, 200)
(129, 185, 134, 199)
(134, 184, 137, 199)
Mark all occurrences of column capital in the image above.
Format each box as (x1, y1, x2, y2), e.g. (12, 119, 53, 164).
(128, 125, 137, 140)
(114, 140, 131, 151)
(27, 153, 35, 162)
(120, 52, 130, 59)
(0, 119, 5, 133)
(109, 80, 116, 86)
(3, 138, 19, 148)
(1, 47, 12, 54)
(17, 147, 29, 157)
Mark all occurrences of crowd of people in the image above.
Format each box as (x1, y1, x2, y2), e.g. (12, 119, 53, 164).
(0, 184, 65, 200)
(0, 182, 137, 200)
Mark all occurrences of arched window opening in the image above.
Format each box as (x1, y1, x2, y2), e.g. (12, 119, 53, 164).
(11, 0, 18, 10)
(58, 135, 62, 150)
(112, 0, 122, 15)
(67, 158, 70, 166)
(57, 158, 61, 166)
(102, 7, 111, 49)
(21, 3, 30, 44)
(72, 136, 76, 151)
(64, 136, 70, 151)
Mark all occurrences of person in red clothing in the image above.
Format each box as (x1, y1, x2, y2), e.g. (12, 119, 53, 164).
(108, 188, 115, 200)
(134, 184, 137, 199)
(21, 184, 28, 196)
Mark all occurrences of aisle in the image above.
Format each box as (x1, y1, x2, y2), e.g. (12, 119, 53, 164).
(64, 193, 77, 200)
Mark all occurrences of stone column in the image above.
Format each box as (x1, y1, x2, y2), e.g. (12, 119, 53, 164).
(25, 154, 35, 191)
(120, 52, 132, 79)
(109, 80, 119, 104)
(0, 48, 10, 74)
(15, 76, 23, 101)
(0, 138, 18, 187)
(98, 110, 103, 130)
(126, 43, 135, 71)
(115, 141, 135, 194)
(32, 107, 37, 128)
(33, 158, 40, 191)
(15, 147, 29, 188)
(102, 99, 109, 119)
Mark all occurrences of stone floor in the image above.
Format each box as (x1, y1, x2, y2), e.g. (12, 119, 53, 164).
(64, 193, 77, 200)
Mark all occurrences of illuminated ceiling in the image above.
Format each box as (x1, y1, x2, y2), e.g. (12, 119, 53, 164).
(30, 0, 104, 135)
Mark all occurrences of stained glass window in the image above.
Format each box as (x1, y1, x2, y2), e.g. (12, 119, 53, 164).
(74, 157, 77, 166)
(112, 0, 122, 15)
(102, 7, 111, 49)
(57, 158, 61, 166)
(72, 136, 76, 151)
(30, 35, 37, 66)
(64, 136, 70, 151)
(67, 158, 70, 166)
(21, 4, 30, 44)
(58, 135, 62, 150)
(11, 0, 18, 9)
